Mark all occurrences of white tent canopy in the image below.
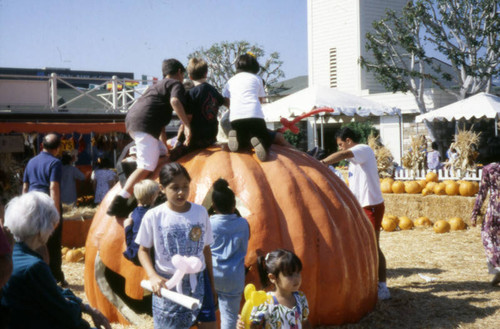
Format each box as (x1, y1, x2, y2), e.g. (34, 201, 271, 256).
(415, 92, 500, 136)
(263, 85, 400, 122)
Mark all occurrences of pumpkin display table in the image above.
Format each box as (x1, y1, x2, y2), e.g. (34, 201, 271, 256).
(84, 145, 378, 326)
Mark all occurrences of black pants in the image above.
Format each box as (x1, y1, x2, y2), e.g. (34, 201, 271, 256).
(47, 212, 64, 282)
(231, 118, 273, 150)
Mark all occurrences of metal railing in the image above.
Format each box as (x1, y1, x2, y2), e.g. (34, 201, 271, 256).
(0, 73, 153, 113)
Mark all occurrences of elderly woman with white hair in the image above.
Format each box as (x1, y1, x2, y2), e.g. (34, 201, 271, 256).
(0, 191, 111, 329)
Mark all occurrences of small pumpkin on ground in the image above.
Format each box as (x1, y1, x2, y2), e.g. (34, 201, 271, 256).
(66, 248, 84, 262)
(449, 217, 466, 231)
(433, 220, 451, 233)
(398, 216, 414, 230)
(381, 216, 398, 232)
(415, 216, 432, 228)
(392, 181, 405, 193)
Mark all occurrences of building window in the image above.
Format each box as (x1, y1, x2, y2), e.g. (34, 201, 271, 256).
(329, 48, 337, 88)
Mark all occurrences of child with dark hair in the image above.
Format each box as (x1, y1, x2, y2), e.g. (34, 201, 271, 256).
(135, 162, 216, 329)
(427, 141, 442, 170)
(123, 179, 160, 265)
(209, 178, 249, 329)
(170, 58, 228, 161)
(237, 249, 310, 329)
(108, 58, 192, 218)
(223, 53, 274, 162)
(60, 151, 85, 205)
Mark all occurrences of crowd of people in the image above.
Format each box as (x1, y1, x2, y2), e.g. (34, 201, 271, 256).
(0, 52, 498, 329)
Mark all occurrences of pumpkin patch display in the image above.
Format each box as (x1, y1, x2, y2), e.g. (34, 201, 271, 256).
(433, 220, 451, 233)
(398, 216, 414, 230)
(84, 145, 378, 326)
(449, 217, 466, 231)
(415, 216, 432, 228)
(392, 181, 405, 193)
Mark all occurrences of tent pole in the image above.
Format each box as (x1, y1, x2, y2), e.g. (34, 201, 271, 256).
(313, 115, 318, 147)
(495, 116, 498, 137)
(399, 114, 403, 165)
(320, 115, 324, 149)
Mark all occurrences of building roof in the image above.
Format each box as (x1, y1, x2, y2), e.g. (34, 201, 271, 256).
(268, 75, 308, 99)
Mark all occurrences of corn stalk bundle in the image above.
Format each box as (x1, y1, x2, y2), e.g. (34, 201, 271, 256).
(368, 134, 394, 178)
(401, 135, 427, 171)
(450, 128, 480, 174)
(0, 153, 24, 201)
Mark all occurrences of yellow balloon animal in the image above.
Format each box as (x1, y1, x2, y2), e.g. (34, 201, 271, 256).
(240, 284, 272, 329)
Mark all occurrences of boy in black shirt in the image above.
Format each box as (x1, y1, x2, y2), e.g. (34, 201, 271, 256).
(170, 58, 228, 160)
(107, 58, 191, 217)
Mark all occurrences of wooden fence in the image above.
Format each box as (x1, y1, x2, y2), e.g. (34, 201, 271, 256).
(394, 168, 482, 181)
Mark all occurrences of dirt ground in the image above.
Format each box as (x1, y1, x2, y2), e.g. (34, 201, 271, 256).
(66, 226, 500, 329)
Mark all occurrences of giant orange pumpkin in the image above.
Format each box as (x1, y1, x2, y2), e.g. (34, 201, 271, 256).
(84, 145, 378, 326)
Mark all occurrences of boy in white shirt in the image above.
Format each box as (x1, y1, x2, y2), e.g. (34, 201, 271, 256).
(320, 127, 390, 300)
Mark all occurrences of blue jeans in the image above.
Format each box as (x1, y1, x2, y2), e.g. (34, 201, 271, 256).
(217, 292, 242, 329)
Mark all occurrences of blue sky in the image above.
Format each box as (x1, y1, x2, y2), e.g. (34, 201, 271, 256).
(0, 0, 308, 80)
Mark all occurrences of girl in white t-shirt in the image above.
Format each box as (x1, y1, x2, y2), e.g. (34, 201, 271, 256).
(135, 162, 216, 329)
(222, 53, 275, 162)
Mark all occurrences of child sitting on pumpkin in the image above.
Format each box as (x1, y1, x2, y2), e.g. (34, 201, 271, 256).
(123, 179, 160, 265)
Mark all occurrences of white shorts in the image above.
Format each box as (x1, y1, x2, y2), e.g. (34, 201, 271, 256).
(130, 131, 167, 171)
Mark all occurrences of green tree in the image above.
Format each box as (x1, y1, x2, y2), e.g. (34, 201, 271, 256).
(421, 0, 500, 99)
(188, 41, 285, 92)
(360, 0, 500, 106)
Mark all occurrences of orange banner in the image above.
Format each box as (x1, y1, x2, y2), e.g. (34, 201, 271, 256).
(0, 122, 126, 134)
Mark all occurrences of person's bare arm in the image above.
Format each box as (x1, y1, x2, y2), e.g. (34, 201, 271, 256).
(138, 246, 166, 296)
(171, 97, 191, 145)
(49, 181, 61, 214)
(320, 149, 354, 166)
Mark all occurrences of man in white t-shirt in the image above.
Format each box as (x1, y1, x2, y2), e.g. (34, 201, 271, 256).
(320, 127, 390, 300)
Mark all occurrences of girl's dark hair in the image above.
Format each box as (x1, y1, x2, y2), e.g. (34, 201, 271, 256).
(211, 178, 235, 214)
(257, 249, 302, 288)
(159, 162, 191, 187)
(235, 53, 260, 74)
(61, 152, 72, 165)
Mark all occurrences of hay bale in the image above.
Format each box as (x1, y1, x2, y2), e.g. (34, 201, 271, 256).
(383, 194, 485, 224)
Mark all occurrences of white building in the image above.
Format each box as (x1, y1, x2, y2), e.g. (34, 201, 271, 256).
(306, 0, 456, 164)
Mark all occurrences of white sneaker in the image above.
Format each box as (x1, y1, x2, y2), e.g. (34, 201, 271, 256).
(378, 282, 391, 300)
